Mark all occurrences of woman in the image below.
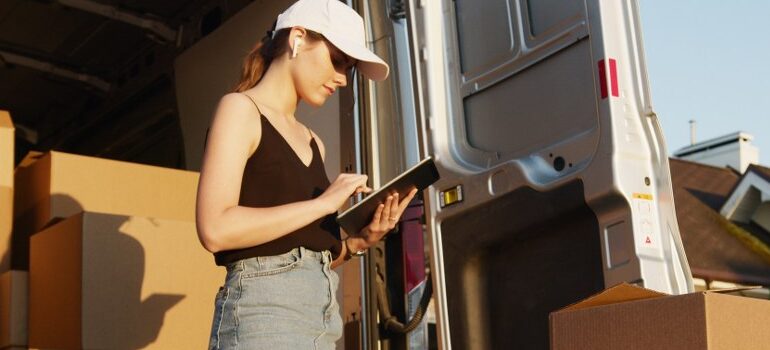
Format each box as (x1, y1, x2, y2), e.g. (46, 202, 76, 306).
(195, 0, 417, 348)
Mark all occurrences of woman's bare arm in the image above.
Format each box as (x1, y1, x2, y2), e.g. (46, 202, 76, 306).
(195, 93, 365, 253)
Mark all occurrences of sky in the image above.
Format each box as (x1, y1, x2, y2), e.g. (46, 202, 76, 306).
(638, 0, 770, 165)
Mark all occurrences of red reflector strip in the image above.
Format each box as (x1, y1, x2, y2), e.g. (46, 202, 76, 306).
(402, 220, 425, 292)
(598, 58, 619, 99)
(609, 58, 619, 97)
(401, 203, 426, 292)
(598, 59, 608, 99)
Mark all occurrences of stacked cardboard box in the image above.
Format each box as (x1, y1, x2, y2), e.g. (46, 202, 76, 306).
(550, 283, 770, 350)
(0, 111, 12, 272)
(30, 212, 221, 349)
(12, 150, 200, 269)
(4, 149, 224, 349)
(0, 111, 26, 350)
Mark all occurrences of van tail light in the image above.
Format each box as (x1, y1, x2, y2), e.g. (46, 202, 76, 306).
(401, 200, 426, 293)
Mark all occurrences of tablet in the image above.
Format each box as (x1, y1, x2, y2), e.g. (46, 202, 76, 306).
(336, 157, 440, 235)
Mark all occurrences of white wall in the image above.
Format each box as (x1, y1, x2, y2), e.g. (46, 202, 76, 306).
(680, 139, 759, 173)
(742, 142, 760, 173)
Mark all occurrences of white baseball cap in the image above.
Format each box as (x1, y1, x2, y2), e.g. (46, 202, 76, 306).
(274, 0, 389, 81)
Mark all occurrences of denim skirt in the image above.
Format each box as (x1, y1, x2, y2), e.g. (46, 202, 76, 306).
(208, 247, 342, 349)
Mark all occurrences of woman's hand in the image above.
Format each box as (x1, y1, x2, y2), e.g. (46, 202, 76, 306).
(317, 173, 372, 214)
(355, 187, 419, 248)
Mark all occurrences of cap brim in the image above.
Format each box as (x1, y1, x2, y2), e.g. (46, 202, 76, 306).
(323, 31, 389, 81)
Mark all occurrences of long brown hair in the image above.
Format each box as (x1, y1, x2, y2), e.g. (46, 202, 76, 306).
(233, 29, 326, 92)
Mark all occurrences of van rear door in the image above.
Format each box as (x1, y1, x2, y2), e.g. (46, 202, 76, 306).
(405, 0, 692, 348)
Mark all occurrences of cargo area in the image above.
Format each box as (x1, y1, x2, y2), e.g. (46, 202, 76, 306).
(439, 181, 604, 349)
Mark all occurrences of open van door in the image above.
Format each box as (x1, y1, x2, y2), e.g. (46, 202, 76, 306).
(398, 0, 693, 348)
(346, 0, 692, 348)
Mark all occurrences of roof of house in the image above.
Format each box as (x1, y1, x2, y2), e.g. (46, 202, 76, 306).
(717, 163, 770, 247)
(669, 158, 770, 285)
(747, 163, 770, 183)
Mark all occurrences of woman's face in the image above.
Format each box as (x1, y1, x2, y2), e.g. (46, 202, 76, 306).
(290, 32, 356, 107)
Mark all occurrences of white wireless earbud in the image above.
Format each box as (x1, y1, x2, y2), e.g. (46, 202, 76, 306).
(292, 37, 302, 58)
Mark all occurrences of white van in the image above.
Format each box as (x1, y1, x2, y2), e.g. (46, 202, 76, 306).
(342, 0, 692, 349)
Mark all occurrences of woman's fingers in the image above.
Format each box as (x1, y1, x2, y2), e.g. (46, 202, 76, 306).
(343, 173, 367, 188)
(320, 173, 372, 214)
(354, 185, 372, 194)
(354, 175, 369, 188)
(347, 175, 371, 196)
(397, 188, 418, 213)
(382, 188, 418, 226)
(381, 195, 393, 224)
(355, 177, 371, 194)
(362, 188, 420, 242)
(389, 193, 399, 226)
(372, 203, 384, 224)
(390, 192, 399, 211)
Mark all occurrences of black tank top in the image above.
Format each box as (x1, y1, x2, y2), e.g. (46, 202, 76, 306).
(214, 97, 342, 266)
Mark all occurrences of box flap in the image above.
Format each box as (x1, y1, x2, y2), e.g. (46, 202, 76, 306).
(15, 151, 44, 169)
(703, 286, 762, 294)
(557, 282, 668, 312)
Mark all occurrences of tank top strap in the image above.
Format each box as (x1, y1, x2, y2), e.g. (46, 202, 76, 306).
(239, 92, 263, 116)
(240, 92, 314, 142)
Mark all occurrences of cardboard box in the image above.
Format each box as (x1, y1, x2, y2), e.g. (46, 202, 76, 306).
(0, 112, 21, 350)
(29, 211, 224, 349)
(12, 151, 199, 269)
(0, 270, 27, 349)
(550, 283, 770, 350)
(0, 111, 12, 189)
(0, 186, 11, 274)
(1, 111, 14, 273)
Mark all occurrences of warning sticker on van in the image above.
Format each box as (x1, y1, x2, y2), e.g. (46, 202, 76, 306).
(633, 193, 653, 200)
(634, 196, 660, 250)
